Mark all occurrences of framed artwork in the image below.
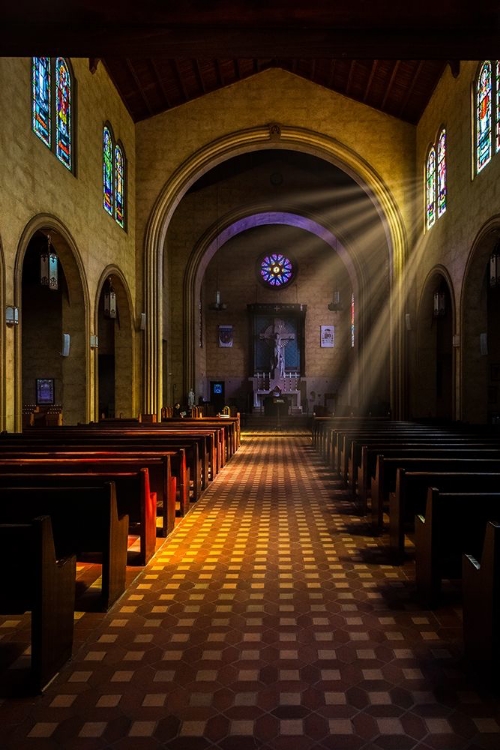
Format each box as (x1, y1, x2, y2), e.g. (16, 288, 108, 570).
(36, 378, 55, 405)
(320, 325, 334, 348)
(218, 325, 233, 348)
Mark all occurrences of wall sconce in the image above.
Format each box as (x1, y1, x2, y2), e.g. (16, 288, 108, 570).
(40, 233, 58, 290)
(103, 277, 117, 319)
(490, 243, 500, 287)
(328, 290, 342, 312)
(5, 306, 19, 326)
(433, 290, 446, 317)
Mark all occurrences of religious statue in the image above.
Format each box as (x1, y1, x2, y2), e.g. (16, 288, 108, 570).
(273, 332, 286, 378)
(260, 318, 295, 380)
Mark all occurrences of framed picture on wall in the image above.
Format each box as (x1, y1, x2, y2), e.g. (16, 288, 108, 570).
(320, 325, 334, 348)
(218, 325, 233, 348)
(36, 378, 55, 405)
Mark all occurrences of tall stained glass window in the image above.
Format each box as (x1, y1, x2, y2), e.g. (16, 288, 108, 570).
(477, 61, 492, 173)
(32, 57, 73, 171)
(496, 61, 500, 153)
(103, 125, 127, 229)
(114, 143, 125, 228)
(437, 129, 447, 218)
(426, 147, 437, 229)
(55, 58, 71, 169)
(351, 293, 355, 348)
(103, 126, 114, 216)
(32, 57, 51, 148)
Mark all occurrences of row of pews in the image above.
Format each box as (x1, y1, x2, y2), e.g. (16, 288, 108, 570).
(312, 415, 500, 687)
(0, 413, 240, 693)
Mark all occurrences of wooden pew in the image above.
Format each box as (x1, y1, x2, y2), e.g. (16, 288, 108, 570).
(371, 454, 500, 528)
(0, 470, 155, 565)
(462, 521, 500, 685)
(390, 470, 500, 560)
(0, 515, 75, 693)
(414, 488, 500, 607)
(356, 438, 500, 508)
(0, 453, 175, 536)
(0, 483, 128, 611)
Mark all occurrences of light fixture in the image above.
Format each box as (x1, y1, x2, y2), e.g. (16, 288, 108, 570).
(5, 306, 19, 326)
(40, 233, 58, 290)
(490, 241, 500, 287)
(433, 290, 446, 317)
(328, 290, 342, 312)
(104, 276, 117, 319)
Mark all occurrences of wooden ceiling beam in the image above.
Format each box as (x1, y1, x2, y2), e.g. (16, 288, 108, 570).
(3, 25, 499, 59)
(125, 58, 154, 116)
(381, 60, 401, 110)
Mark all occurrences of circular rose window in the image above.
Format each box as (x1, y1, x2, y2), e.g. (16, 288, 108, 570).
(258, 252, 296, 288)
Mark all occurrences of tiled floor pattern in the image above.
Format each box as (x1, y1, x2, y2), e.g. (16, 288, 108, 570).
(1, 434, 500, 749)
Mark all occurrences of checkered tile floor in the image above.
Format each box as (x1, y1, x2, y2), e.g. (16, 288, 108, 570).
(1, 433, 499, 748)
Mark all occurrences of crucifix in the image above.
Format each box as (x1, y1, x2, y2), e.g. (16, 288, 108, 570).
(260, 318, 295, 379)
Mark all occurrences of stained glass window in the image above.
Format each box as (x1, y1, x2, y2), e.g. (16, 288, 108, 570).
(477, 61, 492, 173)
(351, 293, 355, 348)
(426, 147, 436, 229)
(496, 61, 500, 153)
(259, 253, 295, 288)
(32, 57, 73, 171)
(103, 126, 113, 216)
(114, 142, 125, 228)
(32, 57, 51, 147)
(437, 129, 446, 218)
(55, 57, 71, 170)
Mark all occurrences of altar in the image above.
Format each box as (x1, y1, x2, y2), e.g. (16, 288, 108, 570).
(249, 373, 302, 412)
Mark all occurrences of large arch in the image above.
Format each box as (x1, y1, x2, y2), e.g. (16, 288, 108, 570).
(14, 214, 91, 431)
(143, 123, 409, 417)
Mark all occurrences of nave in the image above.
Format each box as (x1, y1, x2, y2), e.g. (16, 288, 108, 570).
(2, 432, 500, 749)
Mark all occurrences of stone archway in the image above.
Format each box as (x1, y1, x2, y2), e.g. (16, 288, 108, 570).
(462, 225, 500, 424)
(14, 215, 90, 430)
(143, 124, 408, 417)
(413, 267, 455, 421)
(95, 268, 136, 419)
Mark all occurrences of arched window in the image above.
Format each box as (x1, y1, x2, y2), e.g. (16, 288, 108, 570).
(103, 125, 114, 216)
(32, 57, 74, 171)
(477, 61, 492, 173)
(426, 146, 437, 229)
(102, 124, 127, 229)
(114, 142, 125, 228)
(55, 57, 72, 170)
(437, 129, 447, 218)
(425, 127, 447, 229)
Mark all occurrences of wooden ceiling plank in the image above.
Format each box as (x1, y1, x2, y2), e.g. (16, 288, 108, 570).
(125, 58, 154, 116)
(363, 60, 378, 102)
(214, 59, 224, 86)
(193, 58, 206, 94)
(170, 58, 189, 102)
(345, 60, 356, 96)
(381, 60, 400, 110)
(398, 60, 424, 119)
(150, 58, 173, 109)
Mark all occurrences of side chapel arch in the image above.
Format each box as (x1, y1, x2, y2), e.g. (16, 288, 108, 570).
(14, 214, 91, 430)
(143, 124, 409, 417)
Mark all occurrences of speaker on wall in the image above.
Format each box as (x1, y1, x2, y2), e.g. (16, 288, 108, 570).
(61, 333, 71, 357)
(140, 313, 146, 331)
(405, 313, 411, 331)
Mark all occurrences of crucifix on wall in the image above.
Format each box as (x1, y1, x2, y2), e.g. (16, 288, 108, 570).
(260, 318, 295, 379)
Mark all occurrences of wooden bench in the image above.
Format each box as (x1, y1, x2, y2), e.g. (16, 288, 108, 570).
(414, 488, 500, 607)
(390, 470, 500, 560)
(0, 483, 128, 611)
(356, 439, 500, 509)
(371, 454, 500, 528)
(0, 515, 75, 693)
(462, 521, 500, 685)
(0, 453, 175, 536)
(0, 470, 155, 565)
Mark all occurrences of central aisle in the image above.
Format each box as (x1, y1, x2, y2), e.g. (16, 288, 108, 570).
(4, 434, 499, 749)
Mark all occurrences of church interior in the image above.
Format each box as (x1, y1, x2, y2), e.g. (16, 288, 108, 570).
(1, 2, 500, 747)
